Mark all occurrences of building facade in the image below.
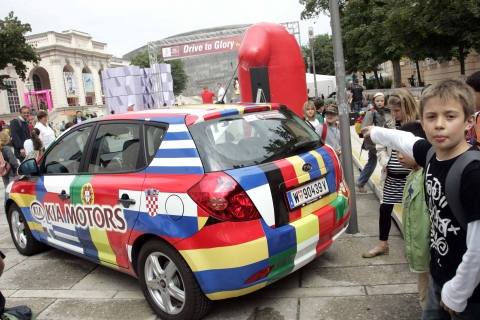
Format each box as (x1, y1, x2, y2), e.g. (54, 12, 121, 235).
(0, 30, 129, 124)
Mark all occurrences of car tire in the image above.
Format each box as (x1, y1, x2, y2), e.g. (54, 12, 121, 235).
(8, 203, 46, 256)
(138, 239, 212, 320)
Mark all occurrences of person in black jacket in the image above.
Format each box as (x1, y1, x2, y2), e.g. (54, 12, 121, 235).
(72, 110, 86, 124)
(10, 106, 31, 162)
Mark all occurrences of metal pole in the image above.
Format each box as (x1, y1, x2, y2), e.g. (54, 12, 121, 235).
(309, 37, 318, 98)
(329, 0, 358, 234)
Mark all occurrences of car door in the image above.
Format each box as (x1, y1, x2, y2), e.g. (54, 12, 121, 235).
(74, 121, 147, 269)
(35, 124, 94, 255)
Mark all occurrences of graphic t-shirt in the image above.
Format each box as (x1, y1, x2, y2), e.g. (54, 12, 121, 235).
(201, 91, 215, 104)
(413, 139, 480, 301)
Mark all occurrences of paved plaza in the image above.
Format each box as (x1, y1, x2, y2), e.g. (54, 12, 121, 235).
(0, 127, 423, 319)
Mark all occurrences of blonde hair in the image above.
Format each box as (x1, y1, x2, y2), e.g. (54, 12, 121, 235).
(419, 78, 475, 120)
(0, 133, 9, 151)
(388, 89, 419, 123)
(302, 101, 316, 120)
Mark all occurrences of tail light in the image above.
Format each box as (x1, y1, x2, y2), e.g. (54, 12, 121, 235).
(187, 172, 261, 221)
(245, 266, 273, 284)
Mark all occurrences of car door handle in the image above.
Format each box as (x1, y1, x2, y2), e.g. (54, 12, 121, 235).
(117, 194, 136, 208)
(58, 190, 70, 201)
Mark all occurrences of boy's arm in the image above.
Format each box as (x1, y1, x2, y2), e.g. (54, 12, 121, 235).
(360, 112, 374, 129)
(441, 220, 480, 313)
(365, 126, 420, 158)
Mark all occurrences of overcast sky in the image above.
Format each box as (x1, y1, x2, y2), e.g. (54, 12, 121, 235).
(1, 0, 331, 57)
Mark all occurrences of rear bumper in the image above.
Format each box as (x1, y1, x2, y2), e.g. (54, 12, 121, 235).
(176, 192, 350, 300)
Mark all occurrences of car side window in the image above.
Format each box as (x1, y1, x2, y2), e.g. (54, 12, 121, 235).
(144, 124, 165, 165)
(87, 123, 143, 173)
(43, 126, 93, 174)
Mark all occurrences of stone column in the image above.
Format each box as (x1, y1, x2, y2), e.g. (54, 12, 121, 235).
(49, 59, 69, 108)
(74, 64, 86, 106)
(91, 66, 103, 105)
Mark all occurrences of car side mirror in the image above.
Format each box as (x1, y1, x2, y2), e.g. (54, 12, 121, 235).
(18, 158, 39, 175)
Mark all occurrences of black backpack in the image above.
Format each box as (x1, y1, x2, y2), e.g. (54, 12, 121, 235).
(426, 146, 480, 230)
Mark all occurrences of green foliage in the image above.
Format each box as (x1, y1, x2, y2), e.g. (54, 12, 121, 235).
(366, 80, 375, 90)
(302, 34, 335, 75)
(165, 59, 188, 96)
(382, 77, 392, 89)
(129, 51, 150, 69)
(0, 12, 41, 91)
(130, 51, 189, 95)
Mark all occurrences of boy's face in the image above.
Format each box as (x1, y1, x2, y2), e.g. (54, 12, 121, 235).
(325, 112, 338, 124)
(374, 96, 385, 108)
(397, 150, 417, 169)
(421, 97, 474, 153)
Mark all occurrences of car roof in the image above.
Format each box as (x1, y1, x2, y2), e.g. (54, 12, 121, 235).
(92, 103, 283, 126)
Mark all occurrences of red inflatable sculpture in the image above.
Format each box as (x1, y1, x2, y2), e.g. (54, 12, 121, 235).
(238, 22, 307, 117)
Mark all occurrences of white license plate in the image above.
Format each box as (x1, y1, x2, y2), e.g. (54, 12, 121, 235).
(286, 177, 330, 210)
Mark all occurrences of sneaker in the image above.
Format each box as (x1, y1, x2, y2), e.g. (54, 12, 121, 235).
(355, 183, 367, 193)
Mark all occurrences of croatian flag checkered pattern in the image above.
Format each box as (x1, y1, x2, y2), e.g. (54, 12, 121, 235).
(145, 189, 159, 217)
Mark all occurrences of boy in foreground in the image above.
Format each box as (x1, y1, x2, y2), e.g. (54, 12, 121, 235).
(362, 79, 480, 319)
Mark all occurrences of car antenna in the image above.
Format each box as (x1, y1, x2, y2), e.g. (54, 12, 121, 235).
(217, 55, 243, 104)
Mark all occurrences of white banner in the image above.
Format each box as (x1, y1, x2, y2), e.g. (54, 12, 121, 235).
(64, 72, 78, 98)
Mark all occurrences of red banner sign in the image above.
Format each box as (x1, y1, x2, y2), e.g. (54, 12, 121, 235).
(161, 35, 244, 60)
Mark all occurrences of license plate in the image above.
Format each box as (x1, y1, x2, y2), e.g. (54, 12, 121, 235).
(286, 177, 330, 210)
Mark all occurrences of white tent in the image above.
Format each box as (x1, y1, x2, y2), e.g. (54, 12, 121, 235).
(306, 73, 337, 98)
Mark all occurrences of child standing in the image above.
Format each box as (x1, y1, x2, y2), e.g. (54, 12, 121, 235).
(356, 92, 387, 193)
(317, 105, 341, 156)
(363, 89, 419, 258)
(314, 98, 325, 123)
(0, 133, 19, 188)
(396, 122, 430, 310)
(363, 79, 480, 318)
(303, 101, 321, 132)
(23, 128, 43, 161)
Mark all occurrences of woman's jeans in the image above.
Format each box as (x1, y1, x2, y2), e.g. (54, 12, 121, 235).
(357, 149, 377, 187)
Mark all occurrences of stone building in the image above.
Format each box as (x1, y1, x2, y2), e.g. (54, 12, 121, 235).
(0, 30, 129, 125)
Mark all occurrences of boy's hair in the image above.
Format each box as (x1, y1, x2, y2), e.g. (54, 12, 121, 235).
(398, 121, 426, 139)
(388, 89, 419, 123)
(302, 101, 315, 117)
(419, 78, 476, 120)
(466, 70, 480, 93)
(65, 122, 74, 130)
(421, 84, 432, 95)
(313, 98, 324, 110)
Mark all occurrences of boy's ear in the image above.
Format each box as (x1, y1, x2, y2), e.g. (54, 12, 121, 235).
(465, 114, 475, 131)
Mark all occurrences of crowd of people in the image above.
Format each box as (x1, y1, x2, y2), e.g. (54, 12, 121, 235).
(309, 71, 480, 319)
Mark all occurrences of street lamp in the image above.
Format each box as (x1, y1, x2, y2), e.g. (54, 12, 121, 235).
(308, 27, 318, 98)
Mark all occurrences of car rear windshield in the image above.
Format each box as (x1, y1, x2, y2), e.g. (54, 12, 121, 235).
(188, 109, 323, 172)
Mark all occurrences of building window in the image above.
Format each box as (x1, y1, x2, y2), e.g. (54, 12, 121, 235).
(5, 80, 21, 113)
(33, 74, 42, 91)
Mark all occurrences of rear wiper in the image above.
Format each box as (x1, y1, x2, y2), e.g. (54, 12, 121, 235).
(289, 140, 319, 152)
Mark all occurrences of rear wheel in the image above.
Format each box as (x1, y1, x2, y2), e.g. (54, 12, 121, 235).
(8, 203, 46, 255)
(138, 239, 212, 320)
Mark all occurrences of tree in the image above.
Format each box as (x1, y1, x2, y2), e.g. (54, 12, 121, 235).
(302, 34, 335, 76)
(130, 51, 188, 95)
(0, 12, 41, 91)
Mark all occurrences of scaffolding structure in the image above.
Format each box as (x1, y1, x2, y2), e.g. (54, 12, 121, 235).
(147, 22, 300, 108)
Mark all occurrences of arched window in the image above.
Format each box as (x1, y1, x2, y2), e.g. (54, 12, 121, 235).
(33, 74, 42, 91)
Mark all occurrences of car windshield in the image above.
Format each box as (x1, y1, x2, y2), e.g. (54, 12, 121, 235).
(189, 109, 323, 172)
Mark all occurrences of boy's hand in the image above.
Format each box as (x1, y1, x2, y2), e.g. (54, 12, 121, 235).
(361, 126, 374, 140)
(440, 300, 461, 315)
(336, 150, 342, 156)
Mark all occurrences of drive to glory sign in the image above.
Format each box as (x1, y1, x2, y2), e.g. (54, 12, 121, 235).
(161, 35, 243, 60)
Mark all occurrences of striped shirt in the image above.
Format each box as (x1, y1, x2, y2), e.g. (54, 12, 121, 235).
(383, 150, 411, 204)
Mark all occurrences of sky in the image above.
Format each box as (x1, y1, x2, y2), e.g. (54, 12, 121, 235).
(1, 0, 331, 58)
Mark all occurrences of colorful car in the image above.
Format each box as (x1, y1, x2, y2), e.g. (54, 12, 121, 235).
(6, 104, 350, 320)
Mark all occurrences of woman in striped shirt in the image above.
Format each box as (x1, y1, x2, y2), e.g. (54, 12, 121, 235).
(363, 89, 419, 258)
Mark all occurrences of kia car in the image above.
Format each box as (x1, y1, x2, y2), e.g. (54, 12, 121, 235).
(6, 103, 350, 320)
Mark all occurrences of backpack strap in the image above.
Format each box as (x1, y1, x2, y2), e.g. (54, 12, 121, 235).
(321, 123, 327, 141)
(370, 108, 377, 126)
(445, 150, 480, 230)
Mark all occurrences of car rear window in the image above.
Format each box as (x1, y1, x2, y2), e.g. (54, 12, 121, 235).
(188, 109, 323, 172)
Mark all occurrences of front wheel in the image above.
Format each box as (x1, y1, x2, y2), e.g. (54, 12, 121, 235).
(8, 203, 46, 255)
(138, 239, 212, 320)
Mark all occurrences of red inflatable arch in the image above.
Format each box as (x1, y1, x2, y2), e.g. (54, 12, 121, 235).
(238, 22, 307, 117)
